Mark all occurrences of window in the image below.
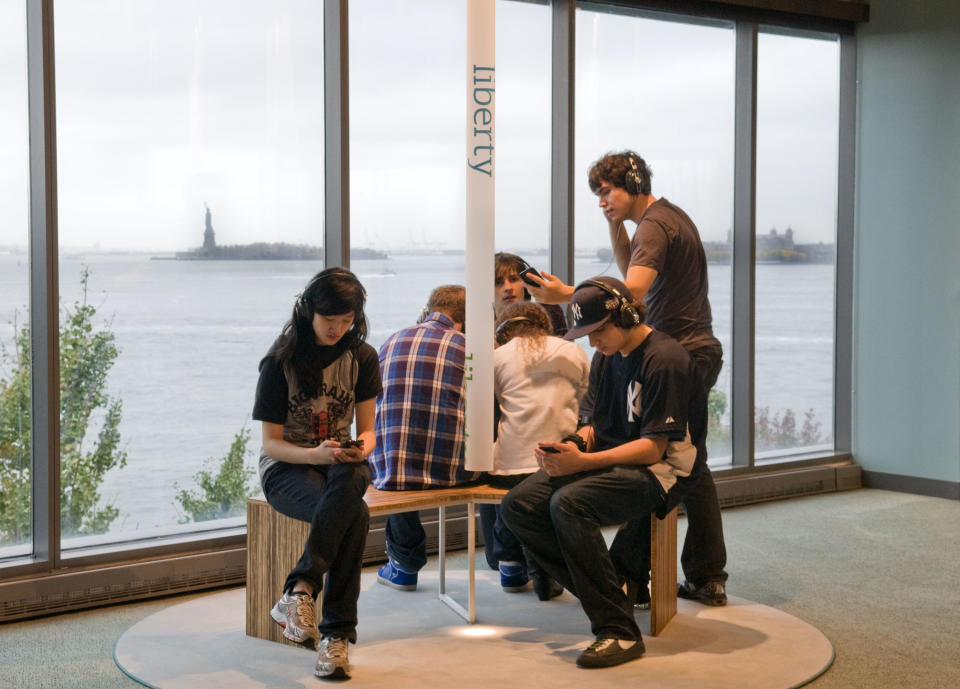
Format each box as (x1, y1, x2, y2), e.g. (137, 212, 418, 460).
(0, 0, 31, 557)
(754, 30, 839, 456)
(575, 7, 735, 463)
(54, 0, 324, 547)
(351, 0, 550, 349)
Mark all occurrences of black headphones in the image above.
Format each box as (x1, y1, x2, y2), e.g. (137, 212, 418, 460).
(495, 316, 535, 345)
(296, 268, 365, 320)
(624, 155, 644, 195)
(576, 279, 641, 328)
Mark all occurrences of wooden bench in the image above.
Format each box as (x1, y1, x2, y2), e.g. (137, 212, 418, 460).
(245, 485, 677, 645)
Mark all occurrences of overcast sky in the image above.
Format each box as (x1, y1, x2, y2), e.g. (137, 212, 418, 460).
(1, 0, 839, 253)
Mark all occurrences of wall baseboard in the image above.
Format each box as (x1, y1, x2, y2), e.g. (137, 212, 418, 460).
(861, 470, 959, 500)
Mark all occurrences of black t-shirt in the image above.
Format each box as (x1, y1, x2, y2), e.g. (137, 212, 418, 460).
(253, 339, 381, 427)
(580, 330, 706, 512)
(629, 198, 716, 350)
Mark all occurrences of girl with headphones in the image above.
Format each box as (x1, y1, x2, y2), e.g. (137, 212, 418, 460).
(252, 267, 382, 680)
(481, 301, 590, 600)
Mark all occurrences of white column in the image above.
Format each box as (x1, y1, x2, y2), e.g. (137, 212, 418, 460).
(464, 0, 495, 472)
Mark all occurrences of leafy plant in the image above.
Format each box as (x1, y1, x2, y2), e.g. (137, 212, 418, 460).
(174, 425, 258, 523)
(705, 388, 825, 456)
(0, 267, 127, 544)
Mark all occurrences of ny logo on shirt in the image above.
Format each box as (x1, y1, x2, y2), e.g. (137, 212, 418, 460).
(627, 381, 642, 422)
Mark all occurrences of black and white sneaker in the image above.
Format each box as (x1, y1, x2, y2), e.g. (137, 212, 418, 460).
(315, 635, 352, 680)
(576, 636, 646, 668)
(677, 579, 727, 606)
(270, 591, 319, 648)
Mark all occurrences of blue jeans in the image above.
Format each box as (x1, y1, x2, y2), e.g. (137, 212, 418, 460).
(384, 511, 428, 572)
(502, 466, 665, 640)
(479, 473, 529, 569)
(261, 461, 371, 642)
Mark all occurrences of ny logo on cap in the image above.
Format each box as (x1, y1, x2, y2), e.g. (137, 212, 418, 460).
(571, 302, 582, 320)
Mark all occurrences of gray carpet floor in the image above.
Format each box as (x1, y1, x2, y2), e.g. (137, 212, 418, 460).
(1, 488, 957, 689)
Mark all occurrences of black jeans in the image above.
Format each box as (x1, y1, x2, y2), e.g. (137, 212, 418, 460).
(502, 466, 664, 640)
(261, 461, 371, 642)
(682, 341, 728, 585)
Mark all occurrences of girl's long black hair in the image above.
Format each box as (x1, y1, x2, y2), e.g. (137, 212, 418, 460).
(274, 267, 368, 397)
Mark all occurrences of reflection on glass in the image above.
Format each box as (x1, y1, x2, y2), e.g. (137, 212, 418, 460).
(53, 0, 324, 545)
(755, 31, 838, 456)
(575, 9, 735, 463)
(0, 0, 32, 554)
(350, 0, 550, 350)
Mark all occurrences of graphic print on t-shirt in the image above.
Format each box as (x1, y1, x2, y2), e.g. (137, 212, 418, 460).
(281, 351, 358, 448)
(627, 381, 643, 422)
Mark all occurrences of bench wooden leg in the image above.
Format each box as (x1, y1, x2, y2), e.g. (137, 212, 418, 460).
(245, 498, 312, 645)
(649, 508, 678, 636)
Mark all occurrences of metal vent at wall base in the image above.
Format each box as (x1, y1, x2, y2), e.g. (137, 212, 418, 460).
(0, 550, 246, 623)
(714, 463, 861, 509)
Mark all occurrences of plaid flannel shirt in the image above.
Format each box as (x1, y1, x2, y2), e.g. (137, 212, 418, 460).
(369, 313, 480, 489)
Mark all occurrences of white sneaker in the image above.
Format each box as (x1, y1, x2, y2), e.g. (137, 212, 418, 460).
(315, 635, 351, 679)
(270, 591, 319, 647)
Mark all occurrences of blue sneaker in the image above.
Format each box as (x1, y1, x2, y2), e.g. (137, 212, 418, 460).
(377, 559, 418, 591)
(499, 561, 529, 592)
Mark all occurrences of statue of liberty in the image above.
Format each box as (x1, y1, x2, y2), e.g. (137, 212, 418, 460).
(203, 203, 216, 250)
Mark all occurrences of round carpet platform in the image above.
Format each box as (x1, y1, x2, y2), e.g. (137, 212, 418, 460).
(115, 571, 833, 689)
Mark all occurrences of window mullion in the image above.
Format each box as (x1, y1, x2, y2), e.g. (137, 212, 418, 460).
(731, 20, 756, 467)
(833, 33, 856, 454)
(550, 0, 575, 283)
(324, 0, 349, 268)
(26, 0, 60, 568)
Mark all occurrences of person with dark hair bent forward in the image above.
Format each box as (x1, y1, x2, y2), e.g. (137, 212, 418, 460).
(525, 150, 727, 607)
(502, 276, 707, 669)
(252, 267, 382, 680)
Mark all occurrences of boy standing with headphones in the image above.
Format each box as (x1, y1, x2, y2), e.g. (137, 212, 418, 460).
(526, 150, 727, 608)
(502, 276, 707, 668)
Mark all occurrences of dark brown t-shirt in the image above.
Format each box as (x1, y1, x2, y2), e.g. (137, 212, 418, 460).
(629, 198, 717, 350)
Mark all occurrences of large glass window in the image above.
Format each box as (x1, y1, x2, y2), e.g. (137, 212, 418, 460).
(54, 0, 324, 548)
(754, 31, 838, 457)
(351, 0, 550, 348)
(0, 0, 31, 557)
(575, 8, 735, 463)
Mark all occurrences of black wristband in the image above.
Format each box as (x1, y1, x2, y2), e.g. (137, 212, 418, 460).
(562, 433, 587, 453)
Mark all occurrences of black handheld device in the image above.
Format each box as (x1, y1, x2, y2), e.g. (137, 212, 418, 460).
(537, 444, 560, 454)
(340, 439, 364, 449)
(518, 264, 545, 288)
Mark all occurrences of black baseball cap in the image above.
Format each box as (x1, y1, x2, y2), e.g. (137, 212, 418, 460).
(564, 276, 635, 340)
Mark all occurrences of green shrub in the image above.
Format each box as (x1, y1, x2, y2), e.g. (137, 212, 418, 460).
(0, 267, 127, 544)
(174, 425, 258, 523)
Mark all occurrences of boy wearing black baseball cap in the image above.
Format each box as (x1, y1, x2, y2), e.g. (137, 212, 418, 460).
(501, 276, 707, 669)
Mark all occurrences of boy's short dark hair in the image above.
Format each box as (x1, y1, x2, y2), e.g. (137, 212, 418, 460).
(588, 150, 652, 196)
